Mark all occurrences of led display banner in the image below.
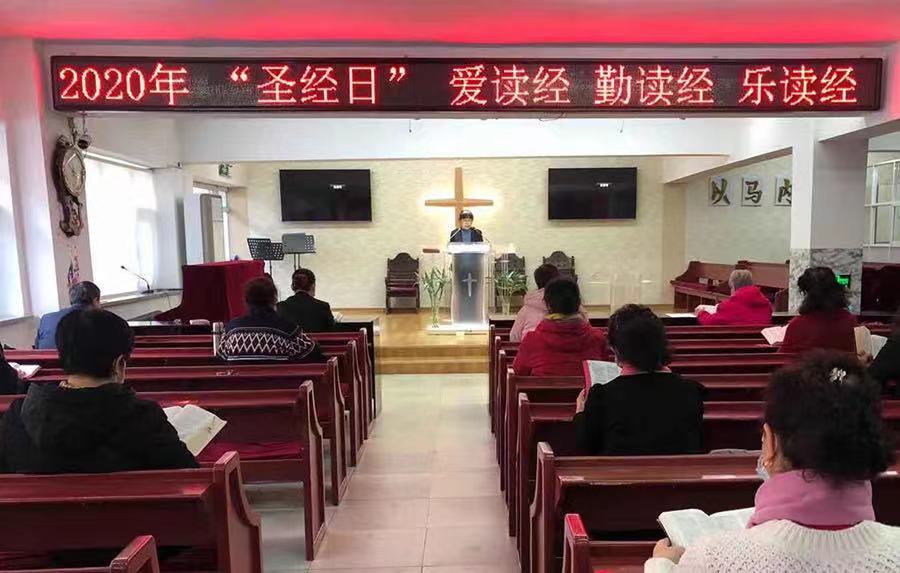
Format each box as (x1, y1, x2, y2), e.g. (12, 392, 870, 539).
(50, 57, 882, 113)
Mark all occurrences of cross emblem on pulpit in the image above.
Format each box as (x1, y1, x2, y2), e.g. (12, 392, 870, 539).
(424, 167, 494, 219)
(463, 273, 477, 297)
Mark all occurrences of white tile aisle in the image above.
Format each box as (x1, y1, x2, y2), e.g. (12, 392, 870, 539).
(253, 374, 519, 573)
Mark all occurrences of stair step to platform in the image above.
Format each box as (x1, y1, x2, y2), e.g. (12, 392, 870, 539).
(377, 356, 488, 374)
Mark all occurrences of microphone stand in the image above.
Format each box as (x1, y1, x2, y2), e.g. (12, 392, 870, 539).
(120, 265, 153, 294)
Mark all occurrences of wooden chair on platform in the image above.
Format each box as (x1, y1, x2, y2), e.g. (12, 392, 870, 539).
(543, 251, 577, 283)
(385, 252, 420, 312)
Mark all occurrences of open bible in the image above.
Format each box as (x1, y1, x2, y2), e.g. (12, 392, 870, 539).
(582, 360, 622, 391)
(761, 326, 787, 346)
(855, 326, 889, 358)
(163, 404, 227, 456)
(658, 507, 754, 547)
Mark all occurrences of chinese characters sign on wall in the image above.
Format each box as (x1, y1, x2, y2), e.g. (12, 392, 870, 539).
(51, 57, 882, 113)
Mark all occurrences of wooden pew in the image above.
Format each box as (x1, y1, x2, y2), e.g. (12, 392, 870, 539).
(3, 536, 162, 573)
(670, 261, 735, 310)
(562, 515, 649, 573)
(26, 361, 350, 505)
(528, 441, 900, 573)
(0, 453, 263, 573)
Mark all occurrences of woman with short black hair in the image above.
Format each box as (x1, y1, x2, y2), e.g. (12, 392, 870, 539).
(648, 352, 900, 572)
(573, 304, 704, 456)
(780, 267, 857, 354)
(219, 277, 323, 362)
(0, 309, 198, 473)
(277, 267, 336, 333)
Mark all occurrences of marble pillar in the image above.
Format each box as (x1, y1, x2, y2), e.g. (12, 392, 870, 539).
(789, 248, 863, 313)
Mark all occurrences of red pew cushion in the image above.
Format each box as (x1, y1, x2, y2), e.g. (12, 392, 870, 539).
(198, 441, 304, 462)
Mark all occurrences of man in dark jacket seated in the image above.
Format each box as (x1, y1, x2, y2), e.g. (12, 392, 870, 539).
(220, 277, 324, 362)
(0, 308, 198, 473)
(277, 268, 335, 333)
(34, 281, 101, 349)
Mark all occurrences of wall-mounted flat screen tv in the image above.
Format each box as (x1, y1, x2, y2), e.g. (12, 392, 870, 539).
(548, 167, 637, 220)
(280, 169, 372, 222)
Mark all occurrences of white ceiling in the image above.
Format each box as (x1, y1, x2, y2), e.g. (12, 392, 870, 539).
(2, 0, 900, 44)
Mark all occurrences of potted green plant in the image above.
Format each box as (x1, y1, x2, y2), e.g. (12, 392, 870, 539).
(495, 269, 526, 315)
(419, 266, 450, 328)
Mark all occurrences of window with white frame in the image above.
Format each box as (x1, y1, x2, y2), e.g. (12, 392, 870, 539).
(84, 156, 158, 296)
(865, 160, 900, 247)
(0, 122, 24, 319)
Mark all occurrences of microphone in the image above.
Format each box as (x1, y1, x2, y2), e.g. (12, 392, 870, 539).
(120, 265, 153, 294)
(449, 228, 462, 242)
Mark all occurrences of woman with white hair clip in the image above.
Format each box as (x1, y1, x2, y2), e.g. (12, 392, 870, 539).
(695, 269, 773, 326)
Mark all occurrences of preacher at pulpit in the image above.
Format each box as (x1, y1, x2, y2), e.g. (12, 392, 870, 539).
(449, 210, 485, 243)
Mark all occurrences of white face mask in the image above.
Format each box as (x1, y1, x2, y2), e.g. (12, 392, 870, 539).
(756, 454, 770, 481)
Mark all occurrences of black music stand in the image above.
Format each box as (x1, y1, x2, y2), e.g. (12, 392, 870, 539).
(282, 233, 316, 269)
(247, 238, 284, 275)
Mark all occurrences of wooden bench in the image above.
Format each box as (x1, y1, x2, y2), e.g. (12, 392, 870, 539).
(3, 535, 162, 573)
(0, 452, 262, 573)
(670, 261, 735, 310)
(25, 361, 350, 505)
(563, 515, 649, 573)
(528, 444, 900, 573)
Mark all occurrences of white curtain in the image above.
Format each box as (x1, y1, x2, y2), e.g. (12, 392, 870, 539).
(85, 158, 158, 296)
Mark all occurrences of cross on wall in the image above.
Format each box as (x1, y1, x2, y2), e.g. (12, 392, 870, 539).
(424, 167, 494, 219)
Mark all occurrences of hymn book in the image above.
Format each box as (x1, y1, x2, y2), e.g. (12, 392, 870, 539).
(855, 326, 888, 358)
(163, 405, 227, 456)
(8, 363, 40, 379)
(658, 507, 754, 547)
(582, 360, 622, 391)
(761, 326, 787, 346)
(695, 304, 718, 315)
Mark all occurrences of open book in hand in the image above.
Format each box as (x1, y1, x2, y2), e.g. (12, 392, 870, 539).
(582, 360, 621, 391)
(8, 363, 41, 380)
(163, 404, 227, 456)
(658, 507, 754, 547)
(855, 326, 889, 358)
(695, 304, 718, 316)
(761, 326, 787, 346)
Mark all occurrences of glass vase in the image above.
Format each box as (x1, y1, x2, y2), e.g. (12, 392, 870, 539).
(430, 304, 440, 327)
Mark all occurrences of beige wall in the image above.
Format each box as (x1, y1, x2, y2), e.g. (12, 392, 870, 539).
(683, 155, 793, 266)
(237, 156, 680, 308)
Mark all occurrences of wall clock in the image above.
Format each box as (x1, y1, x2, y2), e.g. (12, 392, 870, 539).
(52, 137, 86, 237)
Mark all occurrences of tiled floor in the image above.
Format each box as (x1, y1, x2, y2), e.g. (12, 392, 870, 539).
(253, 374, 518, 573)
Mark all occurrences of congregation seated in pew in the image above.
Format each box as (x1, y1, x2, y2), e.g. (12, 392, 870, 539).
(647, 351, 900, 572)
(219, 277, 325, 362)
(574, 304, 704, 455)
(780, 266, 857, 354)
(34, 281, 101, 349)
(694, 269, 773, 326)
(512, 278, 609, 376)
(277, 267, 336, 333)
(511, 263, 575, 342)
(0, 309, 198, 473)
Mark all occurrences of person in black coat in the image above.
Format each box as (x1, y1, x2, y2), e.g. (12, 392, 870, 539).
(449, 210, 485, 243)
(0, 345, 22, 395)
(220, 277, 324, 362)
(277, 268, 335, 333)
(0, 309, 198, 474)
(573, 304, 704, 456)
(869, 311, 900, 394)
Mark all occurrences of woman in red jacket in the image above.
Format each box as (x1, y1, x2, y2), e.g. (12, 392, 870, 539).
(512, 278, 609, 376)
(695, 269, 773, 326)
(780, 267, 857, 354)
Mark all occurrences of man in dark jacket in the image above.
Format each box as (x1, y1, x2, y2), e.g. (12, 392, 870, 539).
(220, 277, 324, 362)
(34, 281, 101, 349)
(0, 309, 197, 474)
(449, 210, 485, 243)
(277, 268, 335, 333)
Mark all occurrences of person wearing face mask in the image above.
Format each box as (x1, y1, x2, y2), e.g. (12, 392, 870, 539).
(0, 309, 197, 473)
(647, 351, 900, 572)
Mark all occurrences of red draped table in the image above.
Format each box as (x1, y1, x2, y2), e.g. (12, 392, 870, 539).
(157, 260, 264, 323)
